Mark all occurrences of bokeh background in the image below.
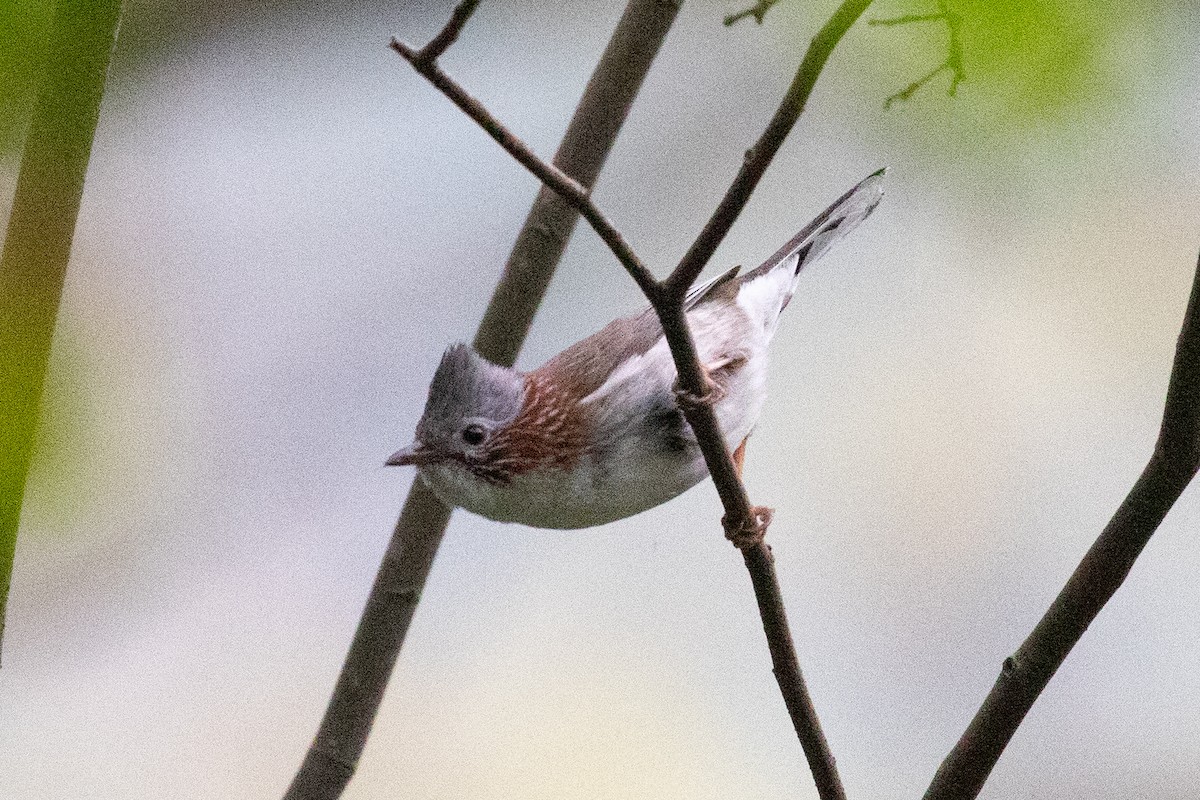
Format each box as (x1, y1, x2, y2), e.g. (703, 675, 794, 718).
(3, 0, 1200, 797)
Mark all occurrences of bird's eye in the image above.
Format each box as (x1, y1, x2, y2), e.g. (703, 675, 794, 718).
(461, 424, 486, 446)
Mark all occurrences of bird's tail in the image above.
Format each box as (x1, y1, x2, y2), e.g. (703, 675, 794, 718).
(744, 167, 886, 284)
(737, 168, 885, 335)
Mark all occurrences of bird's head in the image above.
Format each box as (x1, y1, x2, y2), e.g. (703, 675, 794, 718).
(387, 344, 525, 479)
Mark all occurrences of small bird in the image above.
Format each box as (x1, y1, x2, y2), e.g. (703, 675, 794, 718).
(388, 169, 885, 529)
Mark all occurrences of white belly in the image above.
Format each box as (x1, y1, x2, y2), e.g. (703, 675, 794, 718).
(420, 444, 710, 529)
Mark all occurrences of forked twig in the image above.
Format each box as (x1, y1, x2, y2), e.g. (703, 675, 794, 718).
(724, 0, 783, 26)
(871, 0, 965, 109)
(409, 0, 479, 64)
(387, 38, 660, 301)
(924, 252, 1200, 799)
(391, 2, 876, 799)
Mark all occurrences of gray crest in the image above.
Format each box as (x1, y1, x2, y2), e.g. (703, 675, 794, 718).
(416, 344, 524, 442)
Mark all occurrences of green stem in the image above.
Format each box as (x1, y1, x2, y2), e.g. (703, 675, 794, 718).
(0, 0, 124, 664)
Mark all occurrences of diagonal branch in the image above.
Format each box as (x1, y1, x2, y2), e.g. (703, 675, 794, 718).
(388, 34, 660, 302)
(282, 2, 682, 798)
(923, 252, 1200, 800)
(391, 3, 876, 800)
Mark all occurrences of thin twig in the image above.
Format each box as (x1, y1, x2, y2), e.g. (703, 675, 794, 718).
(724, 0, 783, 27)
(923, 252, 1200, 800)
(883, 61, 950, 110)
(388, 36, 660, 302)
(868, 11, 944, 25)
(412, 0, 479, 64)
(0, 0, 124, 665)
(392, 3, 876, 800)
(665, 0, 876, 295)
(655, 6, 876, 798)
(872, 0, 965, 109)
(283, 2, 682, 797)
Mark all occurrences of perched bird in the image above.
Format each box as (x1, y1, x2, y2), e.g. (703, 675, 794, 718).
(388, 169, 885, 529)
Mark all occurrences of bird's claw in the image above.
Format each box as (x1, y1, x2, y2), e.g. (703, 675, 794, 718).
(722, 505, 773, 550)
(673, 372, 725, 413)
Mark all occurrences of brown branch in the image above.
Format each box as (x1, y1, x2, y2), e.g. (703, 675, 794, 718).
(871, 1, 965, 109)
(282, 2, 682, 797)
(390, 4, 876, 800)
(388, 30, 660, 302)
(923, 251, 1200, 800)
(724, 0, 783, 26)
(656, 6, 880, 789)
(0, 0, 124, 665)
(411, 0, 479, 65)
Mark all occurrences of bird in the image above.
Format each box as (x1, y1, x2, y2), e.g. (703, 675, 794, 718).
(387, 169, 885, 529)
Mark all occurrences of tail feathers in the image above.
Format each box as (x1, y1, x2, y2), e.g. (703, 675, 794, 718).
(736, 168, 885, 335)
(742, 167, 886, 285)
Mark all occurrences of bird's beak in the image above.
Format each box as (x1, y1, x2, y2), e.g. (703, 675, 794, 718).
(385, 443, 435, 467)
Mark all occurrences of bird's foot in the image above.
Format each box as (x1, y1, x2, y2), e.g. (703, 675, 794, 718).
(722, 505, 773, 550)
(673, 371, 725, 413)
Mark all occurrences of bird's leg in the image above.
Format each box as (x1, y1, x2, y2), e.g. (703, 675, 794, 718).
(673, 363, 727, 414)
(731, 437, 748, 477)
(722, 438, 776, 549)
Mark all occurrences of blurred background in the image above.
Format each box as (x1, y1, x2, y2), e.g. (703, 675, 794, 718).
(3, 0, 1200, 797)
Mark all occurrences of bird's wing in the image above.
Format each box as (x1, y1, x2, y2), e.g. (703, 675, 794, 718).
(535, 307, 664, 399)
(540, 170, 885, 398)
(539, 265, 742, 398)
(683, 265, 742, 311)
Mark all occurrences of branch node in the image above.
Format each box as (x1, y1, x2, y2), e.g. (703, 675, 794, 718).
(390, 37, 418, 61)
(723, 505, 774, 549)
(724, 0, 781, 27)
(421, 0, 480, 63)
(529, 221, 566, 246)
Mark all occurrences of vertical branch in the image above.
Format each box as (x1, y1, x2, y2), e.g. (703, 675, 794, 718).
(282, 3, 680, 797)
(0, 0, 124, 664)
(923, 252, 1200, 800)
